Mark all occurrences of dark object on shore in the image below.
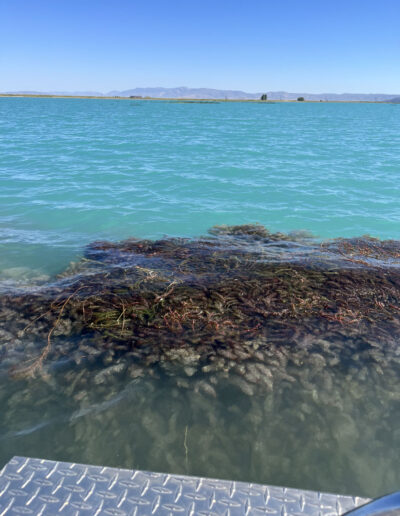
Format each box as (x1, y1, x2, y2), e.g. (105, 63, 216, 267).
(260, 94, 268, 101)
(297, 97, 305, 102)
(2, 224, 400, 378)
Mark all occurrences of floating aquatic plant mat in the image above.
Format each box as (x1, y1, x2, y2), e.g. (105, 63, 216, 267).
(1, 224, 400, 393)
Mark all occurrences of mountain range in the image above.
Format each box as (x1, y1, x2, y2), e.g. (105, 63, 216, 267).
(4, 87, 400, 102)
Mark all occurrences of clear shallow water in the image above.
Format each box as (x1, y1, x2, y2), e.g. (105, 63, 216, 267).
(1, 357, 398, 499)
(0, 98, 400, 498)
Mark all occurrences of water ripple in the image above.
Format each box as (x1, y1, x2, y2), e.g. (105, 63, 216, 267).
(1, 98, 400, 273)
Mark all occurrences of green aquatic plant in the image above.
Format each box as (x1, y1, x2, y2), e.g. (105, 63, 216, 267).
(208, 223, 272, 238)
(3, 224, 400, 378)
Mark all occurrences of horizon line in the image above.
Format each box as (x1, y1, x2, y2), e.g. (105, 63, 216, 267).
(2, 87, 400, 97)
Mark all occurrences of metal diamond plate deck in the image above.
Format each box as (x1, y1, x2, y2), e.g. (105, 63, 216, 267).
(0, 456, 369, 515)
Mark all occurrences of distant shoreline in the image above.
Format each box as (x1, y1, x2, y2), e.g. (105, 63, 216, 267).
(0, 93, 390, 103)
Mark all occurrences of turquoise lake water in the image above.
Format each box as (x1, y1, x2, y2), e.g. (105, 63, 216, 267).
(1, 98, 400, 498)
(1, 98, 399, 276)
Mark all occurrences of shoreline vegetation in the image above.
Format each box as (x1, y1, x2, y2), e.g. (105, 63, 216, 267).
(0, 93, 393, 103)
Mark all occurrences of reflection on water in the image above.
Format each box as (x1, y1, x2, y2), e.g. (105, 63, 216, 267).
(0, 226, 399, 498)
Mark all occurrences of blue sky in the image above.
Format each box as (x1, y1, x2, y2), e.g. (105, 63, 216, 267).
(1, 0, 399, 94)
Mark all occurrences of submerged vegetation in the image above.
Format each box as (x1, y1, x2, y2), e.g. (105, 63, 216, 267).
(1, 224, 400, 387)
(1, 224, 400, 496)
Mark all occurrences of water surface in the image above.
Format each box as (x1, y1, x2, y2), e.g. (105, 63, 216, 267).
(0, 98, 399, 498)
(1, 98, 399, 274)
